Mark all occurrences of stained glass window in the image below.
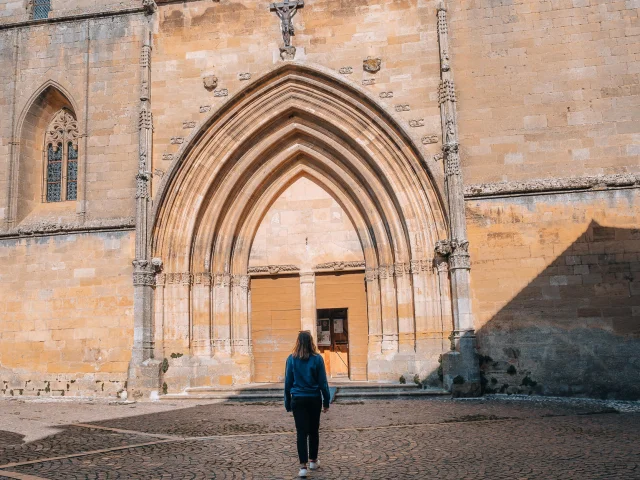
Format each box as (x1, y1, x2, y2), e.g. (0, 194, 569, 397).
(46, 144, 62, 202)
(67, 142, 78, 201)
(43, 109, 79, 203)
(32, 0, 51, 20)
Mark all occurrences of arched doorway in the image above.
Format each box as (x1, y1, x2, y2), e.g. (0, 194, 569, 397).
(152, 64, 451, 391)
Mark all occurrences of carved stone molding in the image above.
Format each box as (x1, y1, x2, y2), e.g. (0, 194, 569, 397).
(183, 121, 196, 129)
(214, 89, 229, 97)
(464, 173, 640, 198)
(135, 172, 150, 199)
(362, 79, 376, 86)
(363, 57, 382, 74)
(0, 217, 135, 239)
(170, 137, 184, 144)
(409, 119, 425, 128)
(200, 105, 212, 113)
(395, 105, 410, 112)
(314, 261, 365, 271)
(45, 109, 79, 150)
(248, 264, 299, 275)
(379, 92, 393, 99)
(339, 67, 353, 75)
(438, 79, 456, 104)
(238, 73, 251, 81)
(422, 134, 439, 145)
(162, 153, 173, 161)
(165, 273, 192, 285)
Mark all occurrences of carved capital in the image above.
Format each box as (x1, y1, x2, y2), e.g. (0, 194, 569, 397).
(193, 272, 212, 286)
(231, 274, 250, 291)
(132, 260, 156, 287)
(435, 239, 453, 257)
(365, 268, 379, 282)
(166, 273, 192, 285)
(214, 273, 231, 287)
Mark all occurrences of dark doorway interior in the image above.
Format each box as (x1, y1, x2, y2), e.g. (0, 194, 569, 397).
(316, 308, 349, 378)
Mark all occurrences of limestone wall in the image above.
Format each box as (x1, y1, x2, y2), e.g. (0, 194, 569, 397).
(0, 13, 144, 229)
(0, 230, 134, 397)
(451, 0, 640, 184)
(150, 0, 443, 192)
(467, 188, 640, 399)
(0, 0, 140, 23)
(249, 177, 364, 270)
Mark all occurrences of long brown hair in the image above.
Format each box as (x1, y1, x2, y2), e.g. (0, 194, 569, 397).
(292, 330, 318, 360)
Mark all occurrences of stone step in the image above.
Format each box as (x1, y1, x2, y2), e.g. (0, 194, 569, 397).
(161, 383, 448, 401)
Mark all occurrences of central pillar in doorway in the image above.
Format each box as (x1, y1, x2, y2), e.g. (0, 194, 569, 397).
(300, 271, 317, 342)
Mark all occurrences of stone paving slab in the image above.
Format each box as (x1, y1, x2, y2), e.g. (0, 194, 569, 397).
(0, 396, 638, 479)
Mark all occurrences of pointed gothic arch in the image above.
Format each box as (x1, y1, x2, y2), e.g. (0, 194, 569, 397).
(152, 63, 452, 388)
(7, 82, 80, 225)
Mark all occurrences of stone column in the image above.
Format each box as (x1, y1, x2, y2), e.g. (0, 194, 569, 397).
(213, 273, 232, 354)
(127, 12, 162, 399)
(365, 268, 383, 367)
(436, 0, 480, 396)
(191, 273, 213, 356)
(395, 263, 416, 353)
(379, 265, 399, 352)
(231, 274, 251, 355)
(300, 272, 317, 342)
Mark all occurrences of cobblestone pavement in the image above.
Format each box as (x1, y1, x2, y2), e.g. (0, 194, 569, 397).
(0, 396, 638, 479)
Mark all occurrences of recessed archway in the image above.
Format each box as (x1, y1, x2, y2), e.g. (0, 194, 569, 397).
(152, 64, 452, 390)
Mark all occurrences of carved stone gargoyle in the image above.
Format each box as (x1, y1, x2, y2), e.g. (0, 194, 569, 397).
(203, 75, 218, 91)
(363, 57, 382, 74)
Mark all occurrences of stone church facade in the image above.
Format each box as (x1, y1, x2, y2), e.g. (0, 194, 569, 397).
(0, 0, 638, 399)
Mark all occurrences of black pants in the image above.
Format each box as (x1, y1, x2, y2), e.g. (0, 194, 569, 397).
(291, 395, 322, 464)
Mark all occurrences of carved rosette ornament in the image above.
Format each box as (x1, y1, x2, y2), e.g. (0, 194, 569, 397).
(363, 57, 382, 74)
(203, 75, 218, 91)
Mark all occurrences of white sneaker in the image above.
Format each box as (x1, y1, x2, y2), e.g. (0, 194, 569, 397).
(298, 467, 308, 477)
(309, 460, 320, 470)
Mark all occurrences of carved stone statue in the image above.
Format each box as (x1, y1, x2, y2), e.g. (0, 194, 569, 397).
(270, 0, 304, 48)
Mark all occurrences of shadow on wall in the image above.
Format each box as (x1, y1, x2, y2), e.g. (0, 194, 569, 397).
(474, 221, 640, 400)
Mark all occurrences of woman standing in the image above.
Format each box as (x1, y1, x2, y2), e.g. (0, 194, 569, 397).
(284, 330, 331, 478)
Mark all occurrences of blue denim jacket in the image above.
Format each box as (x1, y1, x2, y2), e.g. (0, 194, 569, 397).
(284, 353, 331, 412)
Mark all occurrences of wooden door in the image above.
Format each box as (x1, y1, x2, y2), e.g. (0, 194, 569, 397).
(251, 276, 301, 383)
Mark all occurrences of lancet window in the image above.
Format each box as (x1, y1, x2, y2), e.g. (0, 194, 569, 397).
(44, 109, 79, 202)
(30, 0, 51, 20)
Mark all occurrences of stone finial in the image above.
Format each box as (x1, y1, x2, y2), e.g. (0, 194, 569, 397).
(436, 0, 446, 12)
